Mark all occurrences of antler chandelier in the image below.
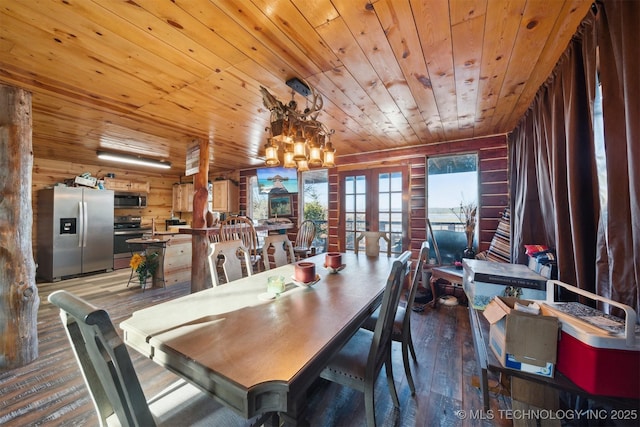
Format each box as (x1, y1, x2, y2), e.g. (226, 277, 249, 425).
(261, 78, 336, 171)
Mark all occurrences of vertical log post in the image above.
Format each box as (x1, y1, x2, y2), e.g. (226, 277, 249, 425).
(190, 138, 210, 293)
(0, 84, 40, 368)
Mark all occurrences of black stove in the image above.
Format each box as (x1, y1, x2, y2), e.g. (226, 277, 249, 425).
(114, 215, 144, 230)
(113, 216, 152, 266)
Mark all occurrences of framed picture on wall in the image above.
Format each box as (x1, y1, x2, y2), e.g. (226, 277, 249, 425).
(268, 194, 292, 217)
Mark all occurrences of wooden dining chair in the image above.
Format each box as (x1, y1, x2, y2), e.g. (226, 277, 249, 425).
(219, 216, 261, 273)
(293, 219, 316, 260)
(320, 250, 411, 427)
(208, 240, 253, 286)
(354, 231, 392, 257)
(362, 240, 429, 395)
(47, 290, 265, 427)
(262, 234, 295, 270)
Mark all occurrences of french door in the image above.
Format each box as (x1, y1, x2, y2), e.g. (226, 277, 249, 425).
(339, 167, 407, 255)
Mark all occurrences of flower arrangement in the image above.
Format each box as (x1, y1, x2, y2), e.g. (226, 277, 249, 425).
(451, 200, 477, 250)
(129, 252, 159, 285)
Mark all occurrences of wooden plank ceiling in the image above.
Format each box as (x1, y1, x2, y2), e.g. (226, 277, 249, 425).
(0, 0, 592, 174)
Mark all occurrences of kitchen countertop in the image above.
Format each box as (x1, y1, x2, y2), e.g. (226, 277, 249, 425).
(180, 222, 294, 236)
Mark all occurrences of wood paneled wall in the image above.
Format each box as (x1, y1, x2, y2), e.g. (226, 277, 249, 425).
(240, 135, 508, 259)
(333, 135, 509, 258)
(30, 135, 506, 265)
(31, 158, 184, 260)
(31, 134, 506, 268)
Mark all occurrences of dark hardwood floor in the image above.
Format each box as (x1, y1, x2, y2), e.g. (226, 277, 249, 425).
(1, 269, 512, 426)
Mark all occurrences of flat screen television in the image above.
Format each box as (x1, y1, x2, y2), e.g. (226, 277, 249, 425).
(256, 167, 298, 194)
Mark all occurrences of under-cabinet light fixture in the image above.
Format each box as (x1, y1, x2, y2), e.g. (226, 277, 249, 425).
(97, 151, 171, 169)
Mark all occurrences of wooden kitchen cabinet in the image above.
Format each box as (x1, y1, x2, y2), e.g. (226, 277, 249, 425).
(173, 183, 194, 212)
(103, 177, 149, 193)
(129, 181, 150, 193)
(211, 180, 238, 213)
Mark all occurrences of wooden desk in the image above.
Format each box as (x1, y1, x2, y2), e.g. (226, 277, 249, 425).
(120, 253, 395, 426)
(428, 265, 464, 308)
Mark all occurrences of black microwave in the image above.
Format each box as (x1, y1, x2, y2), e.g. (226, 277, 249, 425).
(114, 193, 147, 209)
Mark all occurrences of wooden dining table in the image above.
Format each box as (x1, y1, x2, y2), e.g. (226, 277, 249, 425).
(120, 252, 396, 426)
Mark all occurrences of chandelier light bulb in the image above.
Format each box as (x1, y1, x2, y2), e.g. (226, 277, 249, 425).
(297, 159, 310, 172)
(323, 142, 336, 168)
(283, 150, 296, 168)
(264, 141, 280, 166)
(308, 144, 323, 166)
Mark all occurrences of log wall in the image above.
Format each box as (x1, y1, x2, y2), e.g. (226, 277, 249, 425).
(32, 135, 507, 273)
(332, 135, 509, 257)
(31, 158, 243, 274)
(240, 135, 508, 259)
(31, 158, 182, 262)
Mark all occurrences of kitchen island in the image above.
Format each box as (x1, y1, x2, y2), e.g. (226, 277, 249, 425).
(148, 221, 295, 287)
(178, 221, 294, 238)
(133, 232, 192, 287)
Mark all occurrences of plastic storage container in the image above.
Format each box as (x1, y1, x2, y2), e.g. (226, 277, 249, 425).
(541, 280, 640, 399)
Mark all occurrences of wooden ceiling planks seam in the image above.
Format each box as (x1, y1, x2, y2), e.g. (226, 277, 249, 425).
(0, 0, 593, 173)
(503, 0, 594, 129)
(411, 0, 460, 138)
(374, 0, 446, 141)
(489, 0, 568, 132)
(473, 0, 527, 138)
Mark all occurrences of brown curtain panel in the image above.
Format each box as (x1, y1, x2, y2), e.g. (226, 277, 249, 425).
(509, 1, 639, 319)
(596, 1, 640, 317)
(509, 13, 599, 291)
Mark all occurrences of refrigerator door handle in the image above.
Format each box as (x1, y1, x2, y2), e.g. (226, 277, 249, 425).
(83, 201, 89, 248)
(78, 201, 84, 247)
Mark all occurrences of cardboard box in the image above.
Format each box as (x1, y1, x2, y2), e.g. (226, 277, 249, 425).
(483, 296, 559, 378)
(74, 175, 97, 187)
(463, 259, 548, 309)
(511, 376, 559, 412)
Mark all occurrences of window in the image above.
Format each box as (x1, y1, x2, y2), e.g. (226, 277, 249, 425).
(340, 167, 406, 255)
(248, 175, 268, 221)
(301, 169, 328, 253)
(593, 75, 608, 225)
(427, 154, 478, 260)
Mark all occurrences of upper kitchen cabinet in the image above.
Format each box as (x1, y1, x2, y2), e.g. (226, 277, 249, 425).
(173, 182, 194, 213)
(211, 180, 238, 213)
(104, 177, 149, 193)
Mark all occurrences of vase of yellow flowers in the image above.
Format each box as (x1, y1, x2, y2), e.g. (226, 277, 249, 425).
(129, 252, 159, 287)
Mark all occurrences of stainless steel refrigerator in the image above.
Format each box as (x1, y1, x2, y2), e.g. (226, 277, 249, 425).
(37, 187, 114, 281)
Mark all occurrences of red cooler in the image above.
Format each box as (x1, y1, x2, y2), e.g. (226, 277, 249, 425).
(541, 280, 640, 399)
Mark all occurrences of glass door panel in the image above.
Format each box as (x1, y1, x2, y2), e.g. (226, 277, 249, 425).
(343, 174, 367, 251)
(378, 171, 403, 254)
(340, 167, 406, 255)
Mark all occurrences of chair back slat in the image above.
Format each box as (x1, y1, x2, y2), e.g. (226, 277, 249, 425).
(208, 240, 253, 286)
(406, 241, 429, 311)
(262, 234, 295, 270)
(48, 290, 155, 427)
(354, 231, 391, 257)
(367, 251, 411, 375)
(219, 216, 261, 272)
(294, 220, 316, 259)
